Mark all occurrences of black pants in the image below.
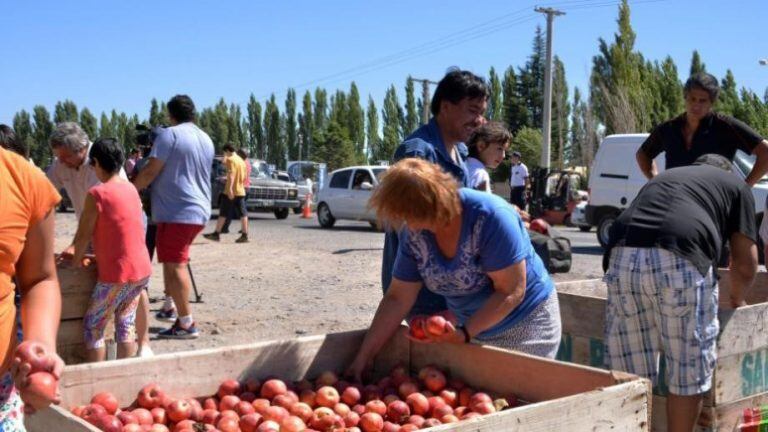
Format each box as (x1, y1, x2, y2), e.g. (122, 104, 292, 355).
(146, 223, 157, 261)
(510, 186, 527, 210)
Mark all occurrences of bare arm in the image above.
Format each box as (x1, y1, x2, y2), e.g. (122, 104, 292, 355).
(72, 194, 98, 265)
(636, 148, 658, 180)
(463, 261, 527, 338)
(746, 140, 768, 187)
(728, 232, 758, 307)
(132, 158, 164, 191)
(347, 278, 421, 381)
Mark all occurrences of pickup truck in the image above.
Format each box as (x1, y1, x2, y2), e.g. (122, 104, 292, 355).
(211, 158, 300, 219)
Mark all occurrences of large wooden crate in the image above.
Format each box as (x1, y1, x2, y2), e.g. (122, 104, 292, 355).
(27, 328, 651, 431)
(555, 270, 768, 431)
(56, 263, 113, 365)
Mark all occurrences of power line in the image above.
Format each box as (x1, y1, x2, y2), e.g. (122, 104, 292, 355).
(238, 0, 666, 107)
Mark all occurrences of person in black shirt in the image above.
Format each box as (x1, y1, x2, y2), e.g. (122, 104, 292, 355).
(636, 72, 768, 186)
(603, 154, 757, 432)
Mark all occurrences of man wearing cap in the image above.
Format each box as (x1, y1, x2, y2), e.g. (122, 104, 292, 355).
(509, 151, 528, 210)
(603, 154, 757, 431)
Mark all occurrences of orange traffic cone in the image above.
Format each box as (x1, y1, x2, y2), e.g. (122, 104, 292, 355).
(301, 193, 313, 218)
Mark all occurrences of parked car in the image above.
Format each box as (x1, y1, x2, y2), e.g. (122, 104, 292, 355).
(316, 165, 388, 228)
(211, 157, 300, 219)
(586, 133, 768, 249)
(569, 201, 591, 232)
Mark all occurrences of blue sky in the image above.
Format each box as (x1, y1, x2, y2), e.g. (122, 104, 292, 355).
(1, 0, 766, 125)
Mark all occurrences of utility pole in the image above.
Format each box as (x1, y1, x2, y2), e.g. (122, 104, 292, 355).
(535, 6, 565, 170)
(412, 78, 439, 124)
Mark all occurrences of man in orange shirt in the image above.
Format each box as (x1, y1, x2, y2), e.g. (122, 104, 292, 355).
(204, 145, 249, 243)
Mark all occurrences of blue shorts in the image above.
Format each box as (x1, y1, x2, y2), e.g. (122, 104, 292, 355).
(603, 247, 719, 396)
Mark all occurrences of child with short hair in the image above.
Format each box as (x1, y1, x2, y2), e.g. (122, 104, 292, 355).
(466, 122, 512, 192)
(73, 138, 152, 362)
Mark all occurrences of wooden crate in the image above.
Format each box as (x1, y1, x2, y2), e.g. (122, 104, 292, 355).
(56, 263, 114, 365)
(27, 328, 651, 432)
(555, 270, 768, 431)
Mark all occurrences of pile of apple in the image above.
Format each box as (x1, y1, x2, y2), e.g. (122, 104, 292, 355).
(69, 365, 518, 432)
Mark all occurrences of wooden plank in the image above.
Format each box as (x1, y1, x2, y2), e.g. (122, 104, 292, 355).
(409, 338, 638, 403)
(57, 264, 96, 321)
(716, 300, 768, 358)
(427, 380, 649, 432)
(556, 290, 605, 339)
(714, 348, 768, 405)
(26, 406, 100, 432)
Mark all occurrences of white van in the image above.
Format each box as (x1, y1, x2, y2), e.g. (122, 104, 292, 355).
(586, 133, 768, 248)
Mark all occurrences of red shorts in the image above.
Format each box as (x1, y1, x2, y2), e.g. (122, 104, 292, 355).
(156, 223, 204, 264)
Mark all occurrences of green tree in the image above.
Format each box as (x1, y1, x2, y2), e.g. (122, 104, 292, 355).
(314, 121, 355, 171)
(551, 57, 570, 169)
(487, 67, 503, 121)
(512, 127, 542, 169)
(32, 105, 53, 165)
(689, 50, 706, 76)
(380, 85, 403, 163)
(12, 110, 33, 158)
(246, 94, 264, 158)
(80, 108, 98, 140)
(716, 69, 741, 116)
(348, 82, 366, 164)
(329, 90, 348, 127)
(99, 112, 115, 139)
(264, 94, 284, 167)
(314, 88, 328, 132)
(54, 100, 79, 124)
(149, 99, 169, 126)
(300, 91, 314, 160)
(657, 56, 684, 120)
(285, 88, 298, 160)
(568, 87, 585, 166)
(518, 26, 545, 129)
(590, 0, 653, 133)
(228, 103, 244, 148)
(366, 96, 381, 163)
(404, 77, 420, 134)
(502, 66, 529, 134)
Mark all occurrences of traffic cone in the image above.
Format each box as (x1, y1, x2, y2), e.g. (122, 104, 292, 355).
(301, 193, 313, 218)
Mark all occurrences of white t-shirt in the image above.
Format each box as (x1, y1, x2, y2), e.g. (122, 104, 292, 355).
(466, 157, 491, 193)
(46, 142, 127, 218)
(510, 162, 529, 187)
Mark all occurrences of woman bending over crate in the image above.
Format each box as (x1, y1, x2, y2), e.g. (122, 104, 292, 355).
(348, 158, 561, 380)
(73, 138, 152, 362)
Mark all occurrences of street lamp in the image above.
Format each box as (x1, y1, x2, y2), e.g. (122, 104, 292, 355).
(760, 59, 768, 66)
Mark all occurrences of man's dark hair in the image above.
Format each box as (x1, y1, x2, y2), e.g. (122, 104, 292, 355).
(467, 122, 512, 158)
(0, 124, 29, 158)
(431, 68, 489, 116)
(167, 95, 197, 123)
(693, 153, 732, 172)
(236, 148, 249, 159)
(222, 144, 235, 153)
(89, 138, 125, 174)
(684, 72, 720, 102)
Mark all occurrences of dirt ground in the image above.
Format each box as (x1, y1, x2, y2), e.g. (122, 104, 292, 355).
(53, 211, 602, 356)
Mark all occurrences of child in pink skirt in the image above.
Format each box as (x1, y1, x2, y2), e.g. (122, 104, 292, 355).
(73, 138, 152, 362)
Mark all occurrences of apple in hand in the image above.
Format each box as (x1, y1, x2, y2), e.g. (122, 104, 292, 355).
(15, 341, 55, 373)
(20, 372, 59, 411)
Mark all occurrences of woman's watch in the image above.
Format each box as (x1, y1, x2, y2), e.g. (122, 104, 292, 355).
(457, 325, 471, 343)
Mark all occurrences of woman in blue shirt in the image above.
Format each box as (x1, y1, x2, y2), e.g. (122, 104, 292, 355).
(348, 158, 561, 379)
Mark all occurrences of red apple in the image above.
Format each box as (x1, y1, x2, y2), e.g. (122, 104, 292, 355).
(280, 415, 307, 432)
(235, 400, 255, 416)
(251, 398, 270, 415)
(365, 399, 387, 416)
(218, 394, 240, 411)
(422, 368, 447, 392)
(117, 411, 139, 425)
(343, 410, 361, 427)
(386, 400, 410, 424)
(408, 316, 428, 340)
(316, 386, 340, 408)
(425, 315, 448, 336)
(405, 393, 429, 417)
(97, 414, 123, 432)
(217, 416, 239, 432)
(166, 399, 191, 423)
(91, 392, 119, 415)
(150, 407, 166, 425)
(137, 383, 165, 409)
(341, 386, 362, 406)
(359, 412, 384, 432)
(80, 403, 107, 424)
(239, 412, 263, 432)
(217, 379, 241, 399)
(15, 341, 54, 373)
(20, 371, 58, 411)
(290, 402, 313, 423)
(382, 421, 400, 432)
(131, 408, 153, 425)
(256, 420, 281, 431)
(260, 379, 287, 400)
(315, 371, 339, 388)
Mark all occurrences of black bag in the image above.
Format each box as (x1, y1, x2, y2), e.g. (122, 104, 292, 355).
(528, 227, 572, 274)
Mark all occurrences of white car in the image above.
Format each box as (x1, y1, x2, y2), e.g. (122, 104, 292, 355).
(570, 201, 591, 232)
(316, 165, 388, 228)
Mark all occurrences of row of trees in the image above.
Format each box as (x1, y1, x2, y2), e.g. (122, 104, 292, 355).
(9, 1, 768, 173)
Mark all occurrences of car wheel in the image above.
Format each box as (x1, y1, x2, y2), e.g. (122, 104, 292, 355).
(274, 208, 289, 219)
(317, 203, 335, 228)
(579, 226, 592, 232)
(597, 213, 618, 249)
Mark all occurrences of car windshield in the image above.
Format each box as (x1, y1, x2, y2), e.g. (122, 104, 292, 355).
(373, 168, 387, 181)
(734, 151, 768, 183)
(251, 161, 270, 179)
